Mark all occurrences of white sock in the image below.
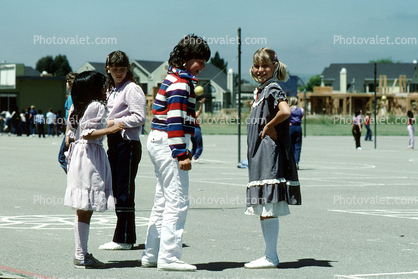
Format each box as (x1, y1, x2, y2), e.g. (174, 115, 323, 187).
(74, 215, 90, 261)
(260, 218, 279, 260)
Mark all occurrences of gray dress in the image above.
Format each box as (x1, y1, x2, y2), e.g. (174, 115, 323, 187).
(246, 79, 301, 217)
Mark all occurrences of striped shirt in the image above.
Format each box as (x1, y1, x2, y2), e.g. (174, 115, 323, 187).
(151, 66, 197, 158)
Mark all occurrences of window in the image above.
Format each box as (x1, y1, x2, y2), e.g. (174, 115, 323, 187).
(0, 94, 17, 112)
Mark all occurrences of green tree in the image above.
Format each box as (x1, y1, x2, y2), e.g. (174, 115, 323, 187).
(54, 55, 72, 77)
(36, 54, 72, 76)
(36, 55, 55, 74)
(210, 51, 227, 73)
(369, 57, 401, 63)
(306, 75, 321, 92)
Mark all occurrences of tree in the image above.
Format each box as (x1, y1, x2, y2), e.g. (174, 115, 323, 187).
(36, 54, 72, 76)
(36, 56, 55, 75)
(210, 51, 227, 73)
(369, 57, 401, 63)
(306, 75, 321, 92)
(54, 55, 72, 77)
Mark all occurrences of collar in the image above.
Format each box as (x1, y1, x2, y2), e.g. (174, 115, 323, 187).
(259, 78, 276, 90)
(168, 66, 198, 83)
(112, 80, 129, 92)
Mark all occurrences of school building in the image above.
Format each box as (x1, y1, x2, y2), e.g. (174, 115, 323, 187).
(0, 63, 66, 115)
(298, 62, 418, 116)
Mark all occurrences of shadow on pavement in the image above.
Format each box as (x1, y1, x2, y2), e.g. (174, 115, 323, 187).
(195, 262, 246, 271)
(105, 260, 141, 269)
(279, 258, 335, 269)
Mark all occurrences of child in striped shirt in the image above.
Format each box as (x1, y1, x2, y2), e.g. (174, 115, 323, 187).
(142, 34, 210, 272)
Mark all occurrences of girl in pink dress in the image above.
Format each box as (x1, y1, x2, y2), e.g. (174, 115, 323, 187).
(65, 71, 124, 268)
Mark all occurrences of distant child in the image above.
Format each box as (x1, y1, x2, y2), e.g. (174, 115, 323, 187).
(364, 112, 372, 141)
(407, 110, 415, 149)
(289, 97, 304, 169)
(65, 71, 124, 268)
(245, 48, 301, 269)
(352, 110, 362, 149)
(99, 50, 146, 250)
(29, 106, 36, 136)
(191, 97, 205, 163)
(141, 34, 211, 271)
(35, 109, 45, 138)
(46, 108, 56, 137)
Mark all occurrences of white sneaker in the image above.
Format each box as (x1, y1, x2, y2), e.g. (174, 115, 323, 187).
(98, 241, 133, 250)
(157, 260, 197, 271)
(357, 147, 362, 150)
(244, 256, 279, 269)
(141, 257, 157, 268)
(192, 158, 200, 164)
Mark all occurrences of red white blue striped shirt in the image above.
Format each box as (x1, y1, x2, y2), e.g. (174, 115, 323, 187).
(151, 67, 197, 158)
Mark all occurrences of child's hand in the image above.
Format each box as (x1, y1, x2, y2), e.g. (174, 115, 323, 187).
(110, 121, 124, 133)
(179, 157, 192, 171)
(261, 125, 277, 140)
(65, 135, 74, 147)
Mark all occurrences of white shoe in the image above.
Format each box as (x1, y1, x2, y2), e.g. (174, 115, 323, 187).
(357, 147, 362, 150)
(98, 241, 133, 250)
(141, 257, 157, 268)
(157, 260, 197, 271)
(244, 256, 279, 269)
(192, 158, 200, 164)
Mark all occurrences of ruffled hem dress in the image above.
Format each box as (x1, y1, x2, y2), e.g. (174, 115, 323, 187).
(245, 79, 301, 217)
(64, 101, 115, 212)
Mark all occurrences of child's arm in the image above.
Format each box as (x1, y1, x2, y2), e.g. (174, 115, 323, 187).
(195, 98, 205, 118)
(261, 100, 291, 140)
(83, 122, 124, 140)
(65, 124, 72, 147)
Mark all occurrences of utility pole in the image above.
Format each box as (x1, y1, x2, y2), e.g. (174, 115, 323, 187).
(238, 27, 242, 162)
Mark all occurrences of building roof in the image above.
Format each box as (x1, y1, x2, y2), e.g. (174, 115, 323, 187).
(322, 63, 418, 91)
(86, 62, 107, 76)
(198, 63, 227, 91)
(16, 66, 64, 80)
(22, 66, 40, 77)
(132, 60, 164, 75)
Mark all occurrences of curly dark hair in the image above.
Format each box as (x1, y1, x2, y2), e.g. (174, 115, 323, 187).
(69, 71, 106, 130)
(168, 34, 211, 69)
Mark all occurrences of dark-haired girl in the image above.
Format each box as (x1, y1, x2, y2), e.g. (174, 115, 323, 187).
(99, 50, 146, 250)
(64, 71, 124, 268)
(407, 110, 415, 149)
(142, 34, 210, 271)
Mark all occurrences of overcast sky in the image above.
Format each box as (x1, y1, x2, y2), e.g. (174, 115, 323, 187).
(1, 0, 417, 82)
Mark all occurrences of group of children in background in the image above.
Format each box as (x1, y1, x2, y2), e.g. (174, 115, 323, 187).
(0, 107, 65, 137)
(352, 110, 414, 150)
(62, 35, 301, 271)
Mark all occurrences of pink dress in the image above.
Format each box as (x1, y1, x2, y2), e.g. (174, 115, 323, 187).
(64, 101, 115, 212)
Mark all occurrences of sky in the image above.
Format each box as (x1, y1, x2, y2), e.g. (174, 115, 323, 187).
(1, 0, 418, 83)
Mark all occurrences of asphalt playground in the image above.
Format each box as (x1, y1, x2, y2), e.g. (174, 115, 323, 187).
(1, 133, 418, 279)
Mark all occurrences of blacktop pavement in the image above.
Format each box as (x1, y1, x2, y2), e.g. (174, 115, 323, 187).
(1, 133, 418, 279)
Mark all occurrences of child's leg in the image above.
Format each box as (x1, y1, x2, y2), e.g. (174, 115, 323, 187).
(158, 163, 189, 264)
(147, 131, 190, 264)
(74, 210, 93, 260)
(142, 181, 165, 264)
(108, 135, 141, 245)
(260, 216, 279, 260)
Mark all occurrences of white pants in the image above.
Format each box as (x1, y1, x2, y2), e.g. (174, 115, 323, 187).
(408, 124, 414, 149)
(143, 130, 190, 264)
